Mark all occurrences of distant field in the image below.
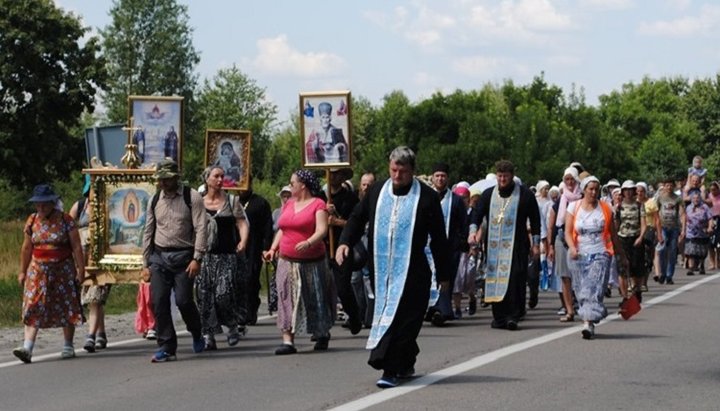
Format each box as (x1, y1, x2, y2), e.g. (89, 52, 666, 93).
(0, 220, 23, 280)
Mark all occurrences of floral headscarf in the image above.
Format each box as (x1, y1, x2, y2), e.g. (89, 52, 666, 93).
(295, 169, 321, 196)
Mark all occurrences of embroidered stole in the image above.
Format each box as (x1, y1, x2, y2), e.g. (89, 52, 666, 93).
(427, 189, 452, 306)
(367, 179, 421, 350)
(484, 184, 520, 303)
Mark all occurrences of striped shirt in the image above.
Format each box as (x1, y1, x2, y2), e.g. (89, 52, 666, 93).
(142, 184, 207, 266)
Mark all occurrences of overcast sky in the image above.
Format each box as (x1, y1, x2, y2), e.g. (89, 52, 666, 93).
(56, 0, 720, 124)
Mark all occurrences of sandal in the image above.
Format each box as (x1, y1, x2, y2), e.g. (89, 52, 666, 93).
(559, 313, 575, 322)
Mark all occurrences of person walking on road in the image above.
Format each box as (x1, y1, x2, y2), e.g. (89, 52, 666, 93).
(336, 146, 451, 389)
(141, 159, 208, 362)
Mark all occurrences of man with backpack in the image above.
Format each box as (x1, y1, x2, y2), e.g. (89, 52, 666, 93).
(141, 159, 208, 362)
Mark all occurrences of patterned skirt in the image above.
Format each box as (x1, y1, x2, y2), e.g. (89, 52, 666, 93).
(23, 257, 83, 328)
(568, 252, 611, 323)
(685, 238, 709, 258)
(197, 253, 248, 335)
(275, 257, 335, 338)
(453, 252, 476, 294)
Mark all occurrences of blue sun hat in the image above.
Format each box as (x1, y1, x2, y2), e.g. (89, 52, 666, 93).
(28, 184, 60, 203)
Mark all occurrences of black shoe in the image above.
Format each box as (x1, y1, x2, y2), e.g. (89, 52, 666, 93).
(604, 287, 612, 298)
(376, 373, 399, 389)
(490, 320, 507, 329)
(700, 267, 706, 275)
(313, 337, 329, 351)
(507, 320, 518, 331)
(349, 321, 362, 335)
(274, 344, 297, 355)
(687, 270, 695, 276)
(666, 279, 675, 285)
(468, 298, 477, 315)
(528, 290, 538, 309)
(431, 311, 446, 327)
(658, 276, 666, 284)
(397, 367, 415, 379)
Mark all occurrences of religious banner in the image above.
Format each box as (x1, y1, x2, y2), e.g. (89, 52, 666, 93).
(83, 169, 156, 284)
(204, 129, 252, 191)
(299, 90, 352, 168)
(128, 95, 184, 169)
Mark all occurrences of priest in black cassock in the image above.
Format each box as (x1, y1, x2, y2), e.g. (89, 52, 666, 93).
(468, 160, 540, 331)
(336, 146, 451, 389)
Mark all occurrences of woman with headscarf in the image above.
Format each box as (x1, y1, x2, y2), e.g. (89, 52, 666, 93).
(705, 181, 720, 270)
(565, 176, 626, 339)
(684, 191, 714, 275)
(197, 166, 250, 350)
(552, 167, 582, 322)
(262, 170, 333, 354)
(13, 184, 85, 363)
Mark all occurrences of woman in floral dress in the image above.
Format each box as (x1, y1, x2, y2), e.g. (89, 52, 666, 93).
(13, 184, 85, 363)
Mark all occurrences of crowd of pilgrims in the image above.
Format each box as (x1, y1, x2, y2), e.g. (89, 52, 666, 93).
(13, 153, 718, 388)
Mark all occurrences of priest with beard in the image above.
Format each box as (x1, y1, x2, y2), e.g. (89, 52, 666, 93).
(468, 160, 541, 331)
(336, 146, 451, 389)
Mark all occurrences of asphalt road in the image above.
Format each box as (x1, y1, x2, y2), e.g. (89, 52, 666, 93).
(1, 269, 718, 411)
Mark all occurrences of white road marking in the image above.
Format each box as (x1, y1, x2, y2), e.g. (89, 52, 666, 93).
(0, 314, 274, 369)
(330, 273, 720, 411)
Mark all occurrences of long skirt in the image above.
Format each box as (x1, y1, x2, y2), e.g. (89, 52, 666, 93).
(569, 252, 611, 323)
(554, 234, 572, 278)
(276, 257, 335, 338)
(197, 253, 247, 335)
(685, 237, 709, 258)
(23, 256, 83, 328)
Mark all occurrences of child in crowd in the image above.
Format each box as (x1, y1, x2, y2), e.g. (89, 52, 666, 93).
(688, 155, 707, 185)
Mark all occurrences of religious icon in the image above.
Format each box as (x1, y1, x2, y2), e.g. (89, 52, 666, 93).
(128, 96, 184, 169)
(299, 91, 353, 168)
(105, 182, 155, 254)
(204, 129, 252, 191)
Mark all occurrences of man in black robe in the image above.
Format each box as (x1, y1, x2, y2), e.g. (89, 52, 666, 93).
(337, 146, 450, 389)
(468, 160, 540, 330)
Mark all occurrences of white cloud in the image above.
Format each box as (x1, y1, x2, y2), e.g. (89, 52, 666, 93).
(452, 55, 506, 77)
(637, 5, 720, 37)
(364, 0, 573, 50)
(664, 0, 691, 11)
(252, 35, 346, 77)
(544, 54, 582, 67)
(579, 0, 634, 10)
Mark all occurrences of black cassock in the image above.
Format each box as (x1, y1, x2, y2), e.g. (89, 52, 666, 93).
(339, 179, 451, 374)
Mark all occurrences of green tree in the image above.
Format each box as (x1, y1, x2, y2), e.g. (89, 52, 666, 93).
(0, 0, 105, 187)
(195, 66, 278, 182)
(100, 0, 199, 123)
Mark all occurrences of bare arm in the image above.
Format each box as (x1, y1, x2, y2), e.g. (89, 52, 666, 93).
(18, 233, 32, 285)
(296, 210, 329, 253)
(68, 226, 85, 281)
(236, 218, 249, 253)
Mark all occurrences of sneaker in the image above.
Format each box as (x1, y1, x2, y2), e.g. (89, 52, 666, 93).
(507, 320, 519, 331)
(83, 337, 96, 353)
(12, 347, 32, 364)
(226, 333, 240, 347)
(192, 337, 205, 353)
(61, 346, 76, 359)
(274, 344, 297, 355)
(204, 335, 217, 351)
(95, 335, 107, 350)
(145, 329, 157, 340)
(376, 372, 399, 389)
(313, 337, 329, 351)
(151, 350, 176, 363)
(581, 324, 593, 340)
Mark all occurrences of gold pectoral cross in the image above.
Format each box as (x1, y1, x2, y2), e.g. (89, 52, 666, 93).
(494, 211, 505, 225)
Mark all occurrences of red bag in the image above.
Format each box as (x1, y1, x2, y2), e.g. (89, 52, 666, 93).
(620, 294, 641, 320)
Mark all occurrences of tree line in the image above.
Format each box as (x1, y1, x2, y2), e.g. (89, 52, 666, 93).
(1, 0, 719, 219)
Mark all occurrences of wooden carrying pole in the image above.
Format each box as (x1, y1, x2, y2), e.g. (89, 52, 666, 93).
(326, 168, 335, 259)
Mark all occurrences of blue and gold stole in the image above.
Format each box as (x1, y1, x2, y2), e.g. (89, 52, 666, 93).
(368, 178, 421, 349)
(485, 184, 520, 303)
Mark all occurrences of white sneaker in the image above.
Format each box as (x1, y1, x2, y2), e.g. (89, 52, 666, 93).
(146, 329, 157, 340)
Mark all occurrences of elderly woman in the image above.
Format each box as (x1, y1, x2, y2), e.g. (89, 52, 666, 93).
(197, 166, 250, 350)
(566, 176, 626, 339)
(552, 167, 582, 322)
(262, 170, 333, 354)
(13, 184, 85, 363)
(684, 191, 714, 275)
(615, 180, 646, 300)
